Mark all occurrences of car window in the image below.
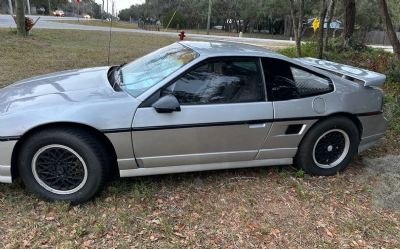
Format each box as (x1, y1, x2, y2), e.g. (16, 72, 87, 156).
(290, 67, 332, 97)
(162, 58, 265, 105)
(120, 43, 198, 97)
(262, 58, 333, 101)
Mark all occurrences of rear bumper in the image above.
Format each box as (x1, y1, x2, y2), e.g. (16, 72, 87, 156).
(358, 133, 385, 153)
(358, 113, 387, 153)
(0, 140, 17, 183)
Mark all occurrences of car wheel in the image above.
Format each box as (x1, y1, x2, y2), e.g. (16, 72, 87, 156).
(295, 116, 359, 176)
(18, 128, 109, 204)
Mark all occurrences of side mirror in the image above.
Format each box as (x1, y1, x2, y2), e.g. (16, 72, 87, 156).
(152, 94, 181, 113)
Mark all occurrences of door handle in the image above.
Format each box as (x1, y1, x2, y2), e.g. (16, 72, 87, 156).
(248, 123, 266, 129)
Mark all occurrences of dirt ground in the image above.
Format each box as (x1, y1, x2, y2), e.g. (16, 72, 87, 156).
(362, 155, 400, 211)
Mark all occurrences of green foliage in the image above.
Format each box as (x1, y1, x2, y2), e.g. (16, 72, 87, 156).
(279, 41, 319, 58)
(162, 11, 186, 29)
(30, 0, 68, 12)
(384, 92, 400, 133)
(385, 58, 400, 83)
(327, 37, 368, 53)
(280, 41, 399, 82)
(295, 169, 305, 178)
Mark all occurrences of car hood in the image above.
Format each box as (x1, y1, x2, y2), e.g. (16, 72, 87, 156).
(0, 67, 115, 113)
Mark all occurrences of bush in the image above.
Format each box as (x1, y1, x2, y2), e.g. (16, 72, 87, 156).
(327, 37, 368, 53)
(279, 41, 397, 82)
(279, 41, 318, 58)
(385, 58, 400, 83)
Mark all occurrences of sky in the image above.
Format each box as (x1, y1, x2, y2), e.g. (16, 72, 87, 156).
(95, 0, 144, 13)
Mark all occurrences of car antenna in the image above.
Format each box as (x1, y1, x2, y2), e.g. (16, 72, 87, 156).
(107, 0, 114, 66)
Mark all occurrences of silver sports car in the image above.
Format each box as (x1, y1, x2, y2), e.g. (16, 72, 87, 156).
(0, 41, 387, 203)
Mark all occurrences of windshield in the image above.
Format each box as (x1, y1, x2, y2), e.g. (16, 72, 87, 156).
(120, 43, 198, 97)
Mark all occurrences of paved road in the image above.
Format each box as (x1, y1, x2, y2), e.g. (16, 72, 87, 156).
(0, 15, 393, 52)
(0, 14, 294, 50)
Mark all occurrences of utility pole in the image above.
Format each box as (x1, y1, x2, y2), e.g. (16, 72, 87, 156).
(48, 0, 51, 15)
(77, 1, 80, 22)
(206, 0, 212, 35)
(106, 0, 109, 20)
(112, 1, 114, 18)
(8, 0, 13, 14)
(26, 0, 31, 15)
(102, 0, 104, 20)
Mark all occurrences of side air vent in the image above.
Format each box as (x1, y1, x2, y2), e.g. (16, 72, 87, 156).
(285, 124, 303, 135)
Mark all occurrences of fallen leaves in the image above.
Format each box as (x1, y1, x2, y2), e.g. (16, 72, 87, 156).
(0, 164, 400, 248)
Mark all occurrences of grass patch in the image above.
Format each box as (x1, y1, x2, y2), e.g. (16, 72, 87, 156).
(0, 28, 177, 86)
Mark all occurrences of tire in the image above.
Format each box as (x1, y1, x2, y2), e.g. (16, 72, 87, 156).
(295, 116, 360, 176)
(18, 128, 109, 204)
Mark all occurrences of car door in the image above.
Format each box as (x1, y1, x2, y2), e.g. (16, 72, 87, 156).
(257, 57, 334, 159)
(131, 57, 274, 168)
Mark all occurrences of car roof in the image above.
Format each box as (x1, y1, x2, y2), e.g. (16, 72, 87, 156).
(179, 41, 284, 59)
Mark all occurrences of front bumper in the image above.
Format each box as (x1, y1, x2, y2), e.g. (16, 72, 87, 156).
(0, 140, 17, 183)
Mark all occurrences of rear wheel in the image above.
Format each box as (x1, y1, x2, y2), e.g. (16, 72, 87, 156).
(18, 128, 109, 204)
(295, 116, 359, 176)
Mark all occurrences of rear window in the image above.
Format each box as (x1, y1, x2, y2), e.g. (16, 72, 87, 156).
(262, 58, 333, 101)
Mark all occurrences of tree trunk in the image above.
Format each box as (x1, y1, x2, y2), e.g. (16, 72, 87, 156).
(324, 0, 336, 51)
(289, 0, 304, 57)
(284, 15, 293, 37)
(297, 0, 304, 55)
(342, 0, 355, 47)
(15, 0, 26, 36)
(378, 0, 400, 60)
(317, 0, 328, 59)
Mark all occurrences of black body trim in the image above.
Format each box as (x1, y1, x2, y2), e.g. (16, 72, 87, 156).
(356, 111, 383, 117)
(131, 116, 319, 131)
(101, 128, 132, 134)
(132, 120, 272, 131)
(0, 136, 20, 142)
(1, 112, 383, 141)
(99, 111, 383, 133)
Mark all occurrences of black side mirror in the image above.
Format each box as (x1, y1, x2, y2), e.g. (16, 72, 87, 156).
(152, 94, 181, 113)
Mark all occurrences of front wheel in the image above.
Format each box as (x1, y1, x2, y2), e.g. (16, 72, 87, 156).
(18, 128, 109, 204)
(295, 117, 360, 176)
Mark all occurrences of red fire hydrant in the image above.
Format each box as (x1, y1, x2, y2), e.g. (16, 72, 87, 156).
(178, 30, 186, 40)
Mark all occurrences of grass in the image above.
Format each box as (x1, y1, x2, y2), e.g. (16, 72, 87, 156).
(0, 28, 177, 87)
(0, 29, 400, 248)
(56, 19, 139, 29)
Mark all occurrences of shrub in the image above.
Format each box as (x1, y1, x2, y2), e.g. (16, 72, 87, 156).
(385, 58, 400, 83)
(327, 37, 368, 53)
(278, 41, 396, 80)
(279, 41, 318, 58)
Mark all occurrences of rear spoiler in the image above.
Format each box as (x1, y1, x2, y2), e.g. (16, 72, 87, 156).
(294, 57, 386, 87)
